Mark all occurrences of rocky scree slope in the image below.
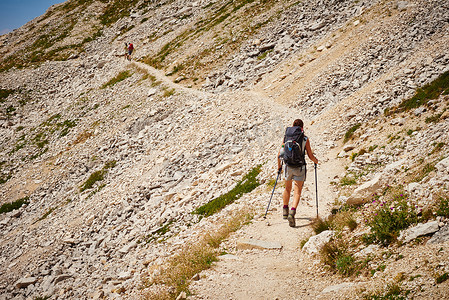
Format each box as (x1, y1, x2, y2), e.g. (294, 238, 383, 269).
(0, 0, 449, 299)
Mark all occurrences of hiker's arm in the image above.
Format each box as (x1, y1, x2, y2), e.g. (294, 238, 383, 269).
(277, 141, 284, 171)
(305, 139, 318, 164)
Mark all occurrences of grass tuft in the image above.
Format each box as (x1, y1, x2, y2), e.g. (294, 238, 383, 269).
(344, 123, 361, 143)
(398, 70, 449, 111)
(101, 70, 133, 89)
(193, 165, 261, 217)
(79, 160, 116, 192)
(0, 196, 29, 214)
(142, 211, 252, 299)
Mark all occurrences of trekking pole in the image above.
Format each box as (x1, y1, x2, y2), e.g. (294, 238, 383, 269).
(264, 167, 282, 219)
(314, 163, 318, 218)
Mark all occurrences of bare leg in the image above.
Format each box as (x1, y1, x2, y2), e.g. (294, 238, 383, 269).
(291, 180, 304, 209)
(283, 180, 292, 206)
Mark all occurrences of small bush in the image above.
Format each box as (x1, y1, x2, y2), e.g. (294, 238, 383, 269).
(430, 142, 445, 155)
(344, 123, 361, 143)
(368, 194, 418, 246)
(320, 238, 358, 276)
(425, 112, 444, 124)
(413, 161, 436, 182)
(368, 145, 378, 152)
(39, 207, 56, 221)
(193, 165, 261, 217)
(0, 196, 29, 214)
(346, 217, 358, 231)
(162, 88, 175, 97)
(340, 174, 357, 186)
(300, 236, 310, 249)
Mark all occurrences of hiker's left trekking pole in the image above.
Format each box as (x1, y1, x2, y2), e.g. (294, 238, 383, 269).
(315, 163, 318, 218)
(264, 167, 282, 219)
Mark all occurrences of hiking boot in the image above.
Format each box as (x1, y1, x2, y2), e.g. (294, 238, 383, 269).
(283, 207, 289, 219)
(288, 209, 296, 227)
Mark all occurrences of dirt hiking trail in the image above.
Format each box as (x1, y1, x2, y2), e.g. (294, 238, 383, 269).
(133, 60, 352, 299)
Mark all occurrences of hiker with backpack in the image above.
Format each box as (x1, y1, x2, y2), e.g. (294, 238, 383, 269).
(125, 42, 134, 61)
(278, 119, 318, 227)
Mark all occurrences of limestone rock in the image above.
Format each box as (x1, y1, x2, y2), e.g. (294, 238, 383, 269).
(399, 221, 439, 243)
(303, 230, 334, 255)
(428, 224, 449, 244)
(15, 277, 37, 288)
(346, 174, 382, 205)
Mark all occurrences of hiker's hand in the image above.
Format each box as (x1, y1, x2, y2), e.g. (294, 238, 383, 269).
(278, 166, 282, 174)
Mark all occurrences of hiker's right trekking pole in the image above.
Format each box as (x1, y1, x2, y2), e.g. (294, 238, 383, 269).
(314, 163, 319, 218)
(264, 167, 282, 219)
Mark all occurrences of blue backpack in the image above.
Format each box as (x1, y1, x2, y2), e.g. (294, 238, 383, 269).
(283, 126, 306, 167)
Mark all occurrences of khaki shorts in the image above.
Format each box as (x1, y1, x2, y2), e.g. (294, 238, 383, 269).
(284, 165, 306, 181)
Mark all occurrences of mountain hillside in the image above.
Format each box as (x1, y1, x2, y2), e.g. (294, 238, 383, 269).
(0, 0, 448, 299)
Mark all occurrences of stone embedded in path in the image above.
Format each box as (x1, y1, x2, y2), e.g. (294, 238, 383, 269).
(399, 221, 439, 243)
(320, 282, 354, 294)
(303, 230, 334, 255)
(236, 239, 282, 250)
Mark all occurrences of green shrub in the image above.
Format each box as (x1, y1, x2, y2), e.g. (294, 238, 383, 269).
(344, 123, 361, 143)
(368, 194, 418, 246)
(368, 145, 378, 152)
(320, 238, 358, 276)
(0, 196, 29, 214)
(79, 160, 116, 192)
(39, 207, 56, 221)
(399, 70, 449, 111)
(346, 217, 358, 232)
(364, 283, 407, 300)
(0, 88, 15, 103)
(436, 272, 449, 284)
(101, 70, 133, 89)
(436, 196, 449, 217)
(425, 110, 445, 124)
(193, 165, 261, 217)
(340, 174, 357, 186)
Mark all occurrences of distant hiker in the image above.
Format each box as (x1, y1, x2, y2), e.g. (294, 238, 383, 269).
(278, 119, 318, 227)
(125, 42, 134, 61)
(124, 43, 128, 59)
